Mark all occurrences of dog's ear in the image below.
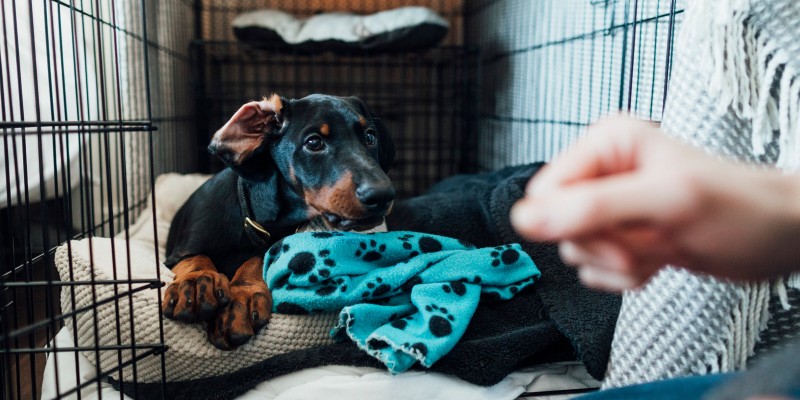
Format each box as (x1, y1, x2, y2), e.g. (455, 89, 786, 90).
(343, 96, 395, 172)
(208, 94, 284, 175)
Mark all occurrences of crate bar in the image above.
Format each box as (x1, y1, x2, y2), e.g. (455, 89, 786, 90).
(0, 281, 162, 344)
(2, 279, 162, 287)
(482, 10, 684, 65)
(5, 343, 166, 354)
(49, 346, 166, 400)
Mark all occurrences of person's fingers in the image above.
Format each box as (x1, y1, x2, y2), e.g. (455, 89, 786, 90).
(512, 173, 681, 241)
(558, 237, 662, 291)
(526, 116, 655, 197)
(577, 267, 641, 291)
(559, 239, 634, 273)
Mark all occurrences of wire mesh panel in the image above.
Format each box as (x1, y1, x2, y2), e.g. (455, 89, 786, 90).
(1, 0, 688, 397)
(193, 43, 479, 198)
(192, 0, 478, 198)
(197, 0, 464, 45)
(1, 1, 194, 399)
(465, 0, 686, 170)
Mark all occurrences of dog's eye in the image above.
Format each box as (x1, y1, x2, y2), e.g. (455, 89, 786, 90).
(365, 129, 377, 146)
(304, 136, 325, 152)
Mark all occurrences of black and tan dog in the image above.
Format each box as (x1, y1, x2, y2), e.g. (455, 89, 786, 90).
(163, 94, 395, 349)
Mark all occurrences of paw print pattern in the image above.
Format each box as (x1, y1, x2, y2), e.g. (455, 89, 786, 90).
(312, 231, 344, 239)
(355, 239, 387, 262)
(397, 234, 425, 257)
(400, 276, 423, 292)
(315, 283, 337, 296)
(397, 234, 415, 250)
(391, 316, 410, 330)
(318, 249, 337, 267)
(361, 277, 391, 298)
(418, 236, 443, 253)
(288, 252, 315, 275)
(508, 276, 536, 295)
(368, 338, 391, 350)
(265, 239, 286, 266)
(457, 239, 476, 249)
(441, 281, 467, 296)
(287, 249, 336, 287)
(490, 244, 520, 267)
(424, 304, 455, 337)
(409, 342, 428, 357)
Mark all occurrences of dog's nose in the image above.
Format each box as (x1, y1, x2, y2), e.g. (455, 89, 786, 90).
(356, 184, 395, 211)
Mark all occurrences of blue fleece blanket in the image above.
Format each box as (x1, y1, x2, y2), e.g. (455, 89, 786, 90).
(263, 231, 540, 373)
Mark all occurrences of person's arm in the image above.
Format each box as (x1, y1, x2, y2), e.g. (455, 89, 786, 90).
(510, 116, 800, 291)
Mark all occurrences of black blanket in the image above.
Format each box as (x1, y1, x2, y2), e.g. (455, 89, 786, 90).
(118, 163, 620, 399)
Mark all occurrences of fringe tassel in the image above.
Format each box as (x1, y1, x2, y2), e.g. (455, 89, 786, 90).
(720, 282, 772, 371)
(681, 0, 800, 171)
(678, 1, 800, 369)
(789, 273, 800, 290)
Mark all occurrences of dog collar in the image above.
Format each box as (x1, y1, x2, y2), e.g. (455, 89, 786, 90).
(237, 178, 272, 249)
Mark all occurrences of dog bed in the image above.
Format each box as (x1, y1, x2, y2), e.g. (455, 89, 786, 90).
(41, 325, 599, 400)
(44, 171, 603, 398)
(231, 6, 449, 53)
(54, 173, 339, 383)
(46, 172, 601, 399)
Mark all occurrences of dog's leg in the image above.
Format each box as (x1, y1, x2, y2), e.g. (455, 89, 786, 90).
(162, 255, 231, 323)
(208, 256, 272, 350)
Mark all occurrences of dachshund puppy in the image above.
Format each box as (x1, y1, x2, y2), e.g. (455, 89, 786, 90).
(163, 94, 395, 349)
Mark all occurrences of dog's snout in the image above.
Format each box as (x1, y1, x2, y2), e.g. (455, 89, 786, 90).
(356, 183, 395, 211)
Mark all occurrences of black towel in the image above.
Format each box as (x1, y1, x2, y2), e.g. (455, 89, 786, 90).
(388, 162, 621, 380)
(117, 163, 620, 399)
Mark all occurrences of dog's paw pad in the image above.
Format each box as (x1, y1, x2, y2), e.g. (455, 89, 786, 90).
(208, 278, 272, 350)
(162, 257, 230, 324)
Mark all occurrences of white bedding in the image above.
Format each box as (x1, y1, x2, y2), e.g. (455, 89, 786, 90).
(41, 327, 599, 400)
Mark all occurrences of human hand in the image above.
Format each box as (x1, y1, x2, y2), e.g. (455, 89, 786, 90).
(510, 116, 800, 291)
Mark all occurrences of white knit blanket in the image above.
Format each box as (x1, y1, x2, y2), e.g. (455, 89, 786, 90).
(603, 0, 800, 388)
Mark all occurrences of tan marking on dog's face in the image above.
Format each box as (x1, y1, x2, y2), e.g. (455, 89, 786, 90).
(319, 123, 330, 136)
(358, 115, 367, 127)
(265, 93, 282, 113)
(302, 171, 365, 220)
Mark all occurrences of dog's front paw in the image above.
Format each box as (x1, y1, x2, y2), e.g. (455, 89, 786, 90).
(208, 257, 272, 350)
(162, 255, 231, 323)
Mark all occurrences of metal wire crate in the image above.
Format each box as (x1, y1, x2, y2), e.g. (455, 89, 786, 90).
(2, 1, 684, 399)
(466, 0, 686, 170)
(191, 0, 476, 198)
(191, 42, 480, 198)
(1, 1, 194, 398)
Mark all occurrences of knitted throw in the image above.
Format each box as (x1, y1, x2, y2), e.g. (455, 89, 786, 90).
(603, 0, 800, 388)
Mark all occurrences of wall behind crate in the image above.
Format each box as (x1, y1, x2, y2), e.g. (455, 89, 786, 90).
(465, 0, 687, 171)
